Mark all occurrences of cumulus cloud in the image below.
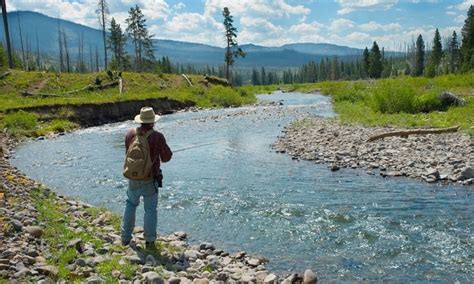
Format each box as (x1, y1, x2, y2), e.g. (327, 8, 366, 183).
(203, 0, 310, 19)
(359, 21, 402, 32)
(329, 18, 355, 32)
(336, 0, 398, 15)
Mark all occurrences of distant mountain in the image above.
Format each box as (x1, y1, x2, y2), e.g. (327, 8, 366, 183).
(0, 11, 370, 69)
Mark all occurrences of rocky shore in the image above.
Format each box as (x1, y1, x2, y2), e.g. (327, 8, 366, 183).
(0, 132, 317, 283)
(273, 116, 474, 185)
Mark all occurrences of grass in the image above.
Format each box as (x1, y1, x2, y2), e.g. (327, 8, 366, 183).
(0, 71, 256, 111)
(0, 70, 257, 137)
(30, 187, 135, 281)
(291, 73, 474, 134)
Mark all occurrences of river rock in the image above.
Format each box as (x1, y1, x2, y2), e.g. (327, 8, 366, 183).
(303, 269, 317, 283)
(247, 258, 261, 267)
(86, 275, 104, 283)
(24, 226, 43, 238)
(10, 219, 23, 231)
(142, 271, 165, 284)
(36, 265, 58, 277)
(199, 242, 215, 251)
(460, 166, 474, 180)
(264, 273, 278, 283)
(192, 279, 209, 284)
(168, 277, 181, 284)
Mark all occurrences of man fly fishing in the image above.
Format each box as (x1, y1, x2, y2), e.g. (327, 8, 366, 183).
(121, 107, 172, 249)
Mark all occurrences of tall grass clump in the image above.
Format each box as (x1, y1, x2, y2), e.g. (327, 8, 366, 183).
(3, 111, 38, 136)
(206, 85, 256, 107)
(370, 80, 418, 113)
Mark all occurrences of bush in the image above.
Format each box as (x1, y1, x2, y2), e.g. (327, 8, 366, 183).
(415, 91, 445, 113)
(36, 119, 77, 136)
(370, 80, 417, 113)
(4, 111, 38, 134)
(207, 85, 243, 107)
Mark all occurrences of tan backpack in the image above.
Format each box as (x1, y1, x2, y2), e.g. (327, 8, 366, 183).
(123, 128, 154, 180)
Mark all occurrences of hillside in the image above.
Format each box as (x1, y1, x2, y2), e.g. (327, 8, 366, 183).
(0, 11, 370, 69)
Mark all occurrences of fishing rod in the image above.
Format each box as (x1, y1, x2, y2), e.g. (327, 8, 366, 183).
(173, 141, 224, 153)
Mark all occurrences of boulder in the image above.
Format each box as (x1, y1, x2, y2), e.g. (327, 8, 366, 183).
(24, 226, 43, 238)
(303, 269, 317, 284)
(460, 166, 474, 180)
(142, 271, 165, 284)
(439, 92, 466, 108)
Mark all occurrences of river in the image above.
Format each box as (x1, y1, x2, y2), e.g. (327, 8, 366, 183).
(12, 92, 473, 282)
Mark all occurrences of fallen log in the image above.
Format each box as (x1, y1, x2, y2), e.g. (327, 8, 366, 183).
(0, 71, 11, 80)
(21, 81, 119, 98)
(181, 74, 193, 86)
(64, 80, 119, 95)
(367, 125, 460, 142)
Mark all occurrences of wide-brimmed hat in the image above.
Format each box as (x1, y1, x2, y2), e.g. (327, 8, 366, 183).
(134, 107, 161, 123)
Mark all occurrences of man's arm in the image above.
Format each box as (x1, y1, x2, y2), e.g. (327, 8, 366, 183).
(157, 133, 172, 163)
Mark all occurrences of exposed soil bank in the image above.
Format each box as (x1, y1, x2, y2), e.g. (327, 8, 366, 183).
(273, 116, 474, 185)
(6, 98, 195, 127)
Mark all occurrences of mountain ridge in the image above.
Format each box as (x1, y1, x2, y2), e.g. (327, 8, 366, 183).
(0, 11, 368, 68)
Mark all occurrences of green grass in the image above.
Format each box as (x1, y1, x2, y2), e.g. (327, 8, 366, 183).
(0, 71, 255, 111)
(30, 188, 128, 281)
(96, 255, 138, 281)
(290, 73, 474, 134)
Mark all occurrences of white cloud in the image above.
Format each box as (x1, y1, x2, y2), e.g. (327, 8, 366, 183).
(203, 0, 310, 19)
(174, 2, 186, 10)
(346, 31, 371, 42)
(329, 18, 355, 32)
(455, 14, 467, 24)
(336, 0, 398, 15)
(359, 21, 402, 32)
(453, 0, 474, 11)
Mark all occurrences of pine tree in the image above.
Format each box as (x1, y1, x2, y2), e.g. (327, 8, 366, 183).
(449, 31, 460, 73)
(460, 5, 474, 70)
(222, 7, 245, 82)
(126, 5, 155, 72)
(414, 34, 425, 76)
(96, 0, 109, 70)
(368, 41, 382, 78)
(260, 66, 266, 85)
(108, 17, 127, 70)
(362, 47, 370, 78)
(427, 28, 443, 77)
(251, 68, 260, 85)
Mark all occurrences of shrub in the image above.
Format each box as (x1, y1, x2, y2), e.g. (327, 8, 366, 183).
(415, 91, 445, 113)
(370, 80, 417, 113)
(207, 85, 243, 107)
(4, 111, 38, 134)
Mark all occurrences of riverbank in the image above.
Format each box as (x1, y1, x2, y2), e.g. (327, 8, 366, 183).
(0, 70, 256, 138)
(273, 116, 473, 185)
(1, 133, 317, 283)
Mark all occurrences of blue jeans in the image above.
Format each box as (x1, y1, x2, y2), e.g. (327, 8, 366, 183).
(121, 180, 158, 243)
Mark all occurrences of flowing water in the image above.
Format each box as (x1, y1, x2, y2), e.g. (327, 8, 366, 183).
(12, 92, 473, 282)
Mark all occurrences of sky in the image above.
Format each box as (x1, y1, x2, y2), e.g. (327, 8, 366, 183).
(5, 0, 474, 50)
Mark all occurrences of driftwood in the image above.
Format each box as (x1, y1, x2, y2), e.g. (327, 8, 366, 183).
(0, 71, 11, 80)
(204, 75, 230, 87)
(181, 74, 193, 86)
(21, 80, 119, 98)
(367, 126, 460, 142)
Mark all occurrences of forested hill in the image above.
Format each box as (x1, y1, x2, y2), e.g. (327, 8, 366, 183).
(0, 11, 366, 68)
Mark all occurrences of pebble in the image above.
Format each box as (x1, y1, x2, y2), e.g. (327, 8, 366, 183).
(273, 116, 473, 186)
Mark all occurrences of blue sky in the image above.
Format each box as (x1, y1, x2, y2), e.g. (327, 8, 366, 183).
(6, 0, 473, 49)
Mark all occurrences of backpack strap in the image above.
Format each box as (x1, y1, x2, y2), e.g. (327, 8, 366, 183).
(144, 129, 155, 139)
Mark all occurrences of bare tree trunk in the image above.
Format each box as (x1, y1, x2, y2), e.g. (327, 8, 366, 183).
(35, 29, 40, 70)
(89, 40, 93, 73)
(95, 45, 99, 72)
(57, 18, 64, 72)
(99, 0, 108, 70)
(16, 10, 26, 70)
(26, 34, 30, 71)
(63, 30, 70, 73)
(1, 0, 13, 68)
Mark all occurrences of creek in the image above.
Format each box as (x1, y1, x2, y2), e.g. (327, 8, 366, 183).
(12, 92, 473, 282)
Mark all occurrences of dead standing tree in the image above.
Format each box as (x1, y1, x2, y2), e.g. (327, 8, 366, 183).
(1, 0, 13, 68)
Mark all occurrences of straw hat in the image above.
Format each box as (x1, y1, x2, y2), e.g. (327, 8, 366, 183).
(134, 107, 161, 123)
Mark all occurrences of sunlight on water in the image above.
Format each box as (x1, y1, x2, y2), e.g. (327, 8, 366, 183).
(12, 92, 474, 282)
